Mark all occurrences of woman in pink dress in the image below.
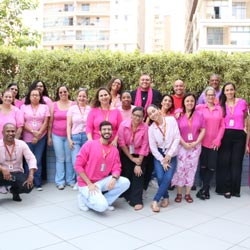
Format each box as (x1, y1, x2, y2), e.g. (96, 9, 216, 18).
(48, 86, 74, 190)
(86, 87, 122, 146)
(0, 90, 23, 139)
(172, 93, 205, 203)
(107, 78, 123, 109)
(21, 89, 50, 190)
(216, 82, 248, 198)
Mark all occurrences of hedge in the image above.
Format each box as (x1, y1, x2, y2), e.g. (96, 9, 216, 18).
(0, 47, 249, 102)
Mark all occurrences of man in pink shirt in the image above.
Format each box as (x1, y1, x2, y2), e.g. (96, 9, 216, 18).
(0, 123, 37, 202)
(75, 121, 130, 212)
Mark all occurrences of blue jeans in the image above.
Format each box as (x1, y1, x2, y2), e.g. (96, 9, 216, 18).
(52, 133, 75, 186)
(26, 135, 47, 187)
(153, 148, 177, 202)
(71, 132, 88, 166)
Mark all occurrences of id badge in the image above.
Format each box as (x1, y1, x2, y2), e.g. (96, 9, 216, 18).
(229, 119, 234, 127)
(129, 144, 135, 154)
(32, 121, 37, 127)
(100, 163, 106, 172)
(8, 165, 13, 170)
(188, 133, 193, 141)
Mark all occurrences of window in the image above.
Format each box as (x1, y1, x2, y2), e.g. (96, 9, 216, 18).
(230, 26, 250, 45)
(82, 4, 90, 11)
(214, 6, 220, 19)
(207, 27, 223, 45)
(64, 4, 74, 12)
(232, 2, 246, 19)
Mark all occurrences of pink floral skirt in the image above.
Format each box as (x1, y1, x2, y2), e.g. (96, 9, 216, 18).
(171, 143, 201, 187)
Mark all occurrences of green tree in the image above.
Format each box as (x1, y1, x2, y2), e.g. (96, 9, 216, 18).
(0, 0, 40, 48)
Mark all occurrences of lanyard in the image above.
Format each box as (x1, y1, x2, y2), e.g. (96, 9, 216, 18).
(187, 116, 193, 132)
(131, 124, 137, 143)
(78, 105, 86, 120)
(101, 108, 110, 121)
(4, 142, 15, 160)
(156, 118, 166, 140)
(100, 140, 111, 160)
(31, 104, 39, 117)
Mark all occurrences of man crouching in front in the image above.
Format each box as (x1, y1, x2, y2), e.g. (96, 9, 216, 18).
(75, 121, 130, 212)
(0, 123, 37, 202)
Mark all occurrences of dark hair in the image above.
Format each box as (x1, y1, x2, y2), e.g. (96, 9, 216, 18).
(7, 83, 19, 99)
(107, 78, 124, 94)
(99, 120, 112, 130)
(30, 80, 49, 97)
(161, 94, 175, 114)
(121, 90, 131, 98)
(219, 82, 236, 117)
(91, 87, 111, 108)
(55, 86, 71, 101)
(132, 106, 144, 116)
(24, 89, 45, 105)
(182, 93, 196, 119)
(146, 104, 159, 114)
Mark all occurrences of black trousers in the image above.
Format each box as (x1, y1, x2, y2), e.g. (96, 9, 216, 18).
(216, 129, 246, 195)
(120, 151, 147, 206)
(0, 172, 33, 195)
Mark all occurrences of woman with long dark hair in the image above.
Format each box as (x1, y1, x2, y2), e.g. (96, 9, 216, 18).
(216, 82, 248, 198)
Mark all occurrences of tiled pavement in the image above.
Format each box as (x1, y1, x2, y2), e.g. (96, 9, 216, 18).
(0, 183, 250, 250)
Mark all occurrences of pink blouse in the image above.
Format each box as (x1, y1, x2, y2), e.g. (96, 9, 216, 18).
(21, 104, 50, 142)
(86, 108, 122, 141)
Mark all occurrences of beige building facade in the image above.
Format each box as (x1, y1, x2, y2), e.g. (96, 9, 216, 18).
(185, 0, 250, 53)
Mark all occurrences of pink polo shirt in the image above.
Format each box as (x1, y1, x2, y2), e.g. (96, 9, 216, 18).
(52, 101, 74, 137)
(0, 106, 24, 139)
(118, 119, 149, 156)
(196, 104, 225, 148)
(86, 108, 122, 141)
(224, 98, 247, 130)
(74, 139, 121, 187)
(118, 105, 136, 121)
(21, 104, 50, 142)
(177, 111, 205, 143)
(67, 105, 91, 135)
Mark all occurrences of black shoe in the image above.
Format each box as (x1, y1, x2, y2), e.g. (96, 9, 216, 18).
(204, 190, 210, 199)
(196, 189, 206, 200)
(191, 185, 197, 191)
(224, 193, 231, 199)
(232, 193, 240, 198)
(12, 193, 22, 202)
(168, 185, 175, 191)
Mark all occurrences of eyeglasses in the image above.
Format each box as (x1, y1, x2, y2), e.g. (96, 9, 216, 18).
(206, 94, 215, 97)
(31, 94, 40, 97)
(59, 91, 67, 94)
(10, 88, 18, 92)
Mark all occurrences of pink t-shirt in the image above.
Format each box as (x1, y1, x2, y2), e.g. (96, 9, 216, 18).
(74, 139, 121, 187)
(86, 108, 122, 141)
(67, 105, 91, 135)
(43, 96, 53, 107)
(21, 104, 50, 142)
(52, 101, 73, 137)
(224, 98, 247, 130)
(14, 99, 24, 109)
(0, 106, 24, 139)
(118, 118, 149, 156)
(177, 111, 205, 143)
(118, 105, 136, 121)
(196, 104, 225, 148)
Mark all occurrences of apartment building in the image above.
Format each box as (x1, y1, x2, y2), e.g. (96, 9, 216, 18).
(42, 0, 145, 51)
(185, 0, 250, 53)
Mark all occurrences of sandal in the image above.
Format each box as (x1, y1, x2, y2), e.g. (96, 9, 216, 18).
(151, 201, 160, 212)
(175, 194, 182, 203)
(134, 204, 143, 211)
(160, 198, 169, 208)
(184, 194, 193, 203)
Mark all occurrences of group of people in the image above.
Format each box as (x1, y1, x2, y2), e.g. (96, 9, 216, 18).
(0, 74, 249, 214)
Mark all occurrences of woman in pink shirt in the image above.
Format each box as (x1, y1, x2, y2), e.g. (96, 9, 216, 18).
(171, 93, 205, 203)
(107, 78, 123, 109)
(7, 83, 23, 109)
(118, 106, 149, 210)
(160, 94, 175, 117)
(118, 91, 136, 121)
(48, 86, 74, 190)
(86, 87, 122, 146)
(0, 90, 23, 139)
(195, 86, 225, 200)
(147, 104, 180, 212)
(21, 89, 50, 191)
(216, 82, 248, 198)
(67, 88, 91, 167)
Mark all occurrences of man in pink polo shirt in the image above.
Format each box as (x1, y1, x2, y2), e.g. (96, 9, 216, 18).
(75, 121, 130, 212)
